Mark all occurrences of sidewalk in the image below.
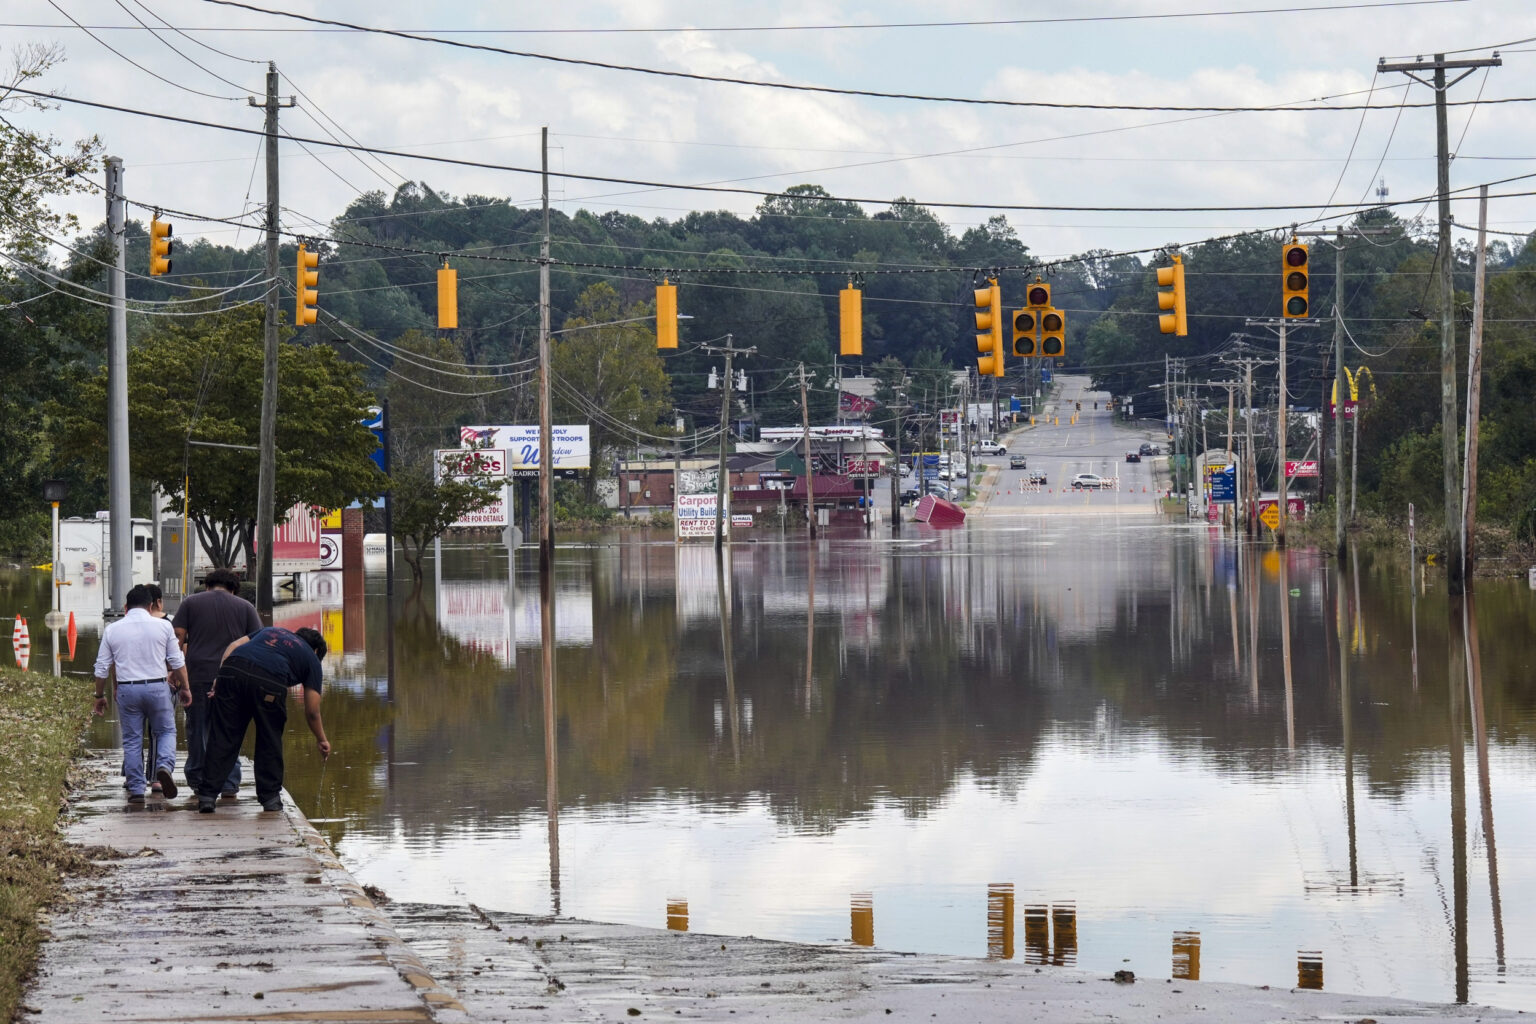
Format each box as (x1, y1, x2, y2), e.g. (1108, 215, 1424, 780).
(24, 753, 469, 1023)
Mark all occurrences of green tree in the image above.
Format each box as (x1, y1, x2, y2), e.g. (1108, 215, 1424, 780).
(551, 282, 673, 501)
(391, 450, 502, 586)
(64, 304, 385, 567)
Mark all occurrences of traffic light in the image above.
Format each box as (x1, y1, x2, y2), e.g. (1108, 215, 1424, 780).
(1040, 307, 1065, 357)
(436, 259, 457, 330)
(840, 282, 862, 357)
(1012, 308, 1038, 357)
(974, 278, 1002, 378)
(1026, 279, 1051, 310)
(149, 216, 173, 276)
(656, 279, 677, 349)
(1282, 241, 1309, 318)
(1157, 255, 1187, 336)
(294, 243, 319, 326)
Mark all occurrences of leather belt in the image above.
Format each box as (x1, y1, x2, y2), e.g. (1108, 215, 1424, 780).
(117, 678, 164, 685)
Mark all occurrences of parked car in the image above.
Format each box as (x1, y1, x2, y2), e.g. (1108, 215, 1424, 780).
(971, 440, 1006, 456)
(924, 481, 958, 500)
(1125, 451, 1141, 463)
(1071, 473, 1113, 490)
(1009, 454, 1027, 469)
(1138, 442, 1159, 456)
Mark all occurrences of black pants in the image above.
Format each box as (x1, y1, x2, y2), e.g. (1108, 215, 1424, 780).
(197, 661, 290, 802)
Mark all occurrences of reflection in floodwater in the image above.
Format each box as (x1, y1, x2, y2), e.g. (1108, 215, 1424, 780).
(986, 883, 1014, 961)
(667, 899, 689, 933)
(10, 521, 1536, 1011)
(850, 893, 874, 948)
(1052, 903, 1077, 967)
(1297, 950, 1324, 990)
(1172, 930, 1201, 981)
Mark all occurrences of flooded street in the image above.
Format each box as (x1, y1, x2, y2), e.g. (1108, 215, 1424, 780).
(11, 520, 1536, 1010)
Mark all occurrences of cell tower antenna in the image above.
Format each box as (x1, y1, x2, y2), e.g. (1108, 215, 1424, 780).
(1376, 177, 1389, 202)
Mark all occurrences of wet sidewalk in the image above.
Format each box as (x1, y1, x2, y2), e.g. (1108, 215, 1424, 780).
(24, 753, 469, 1023)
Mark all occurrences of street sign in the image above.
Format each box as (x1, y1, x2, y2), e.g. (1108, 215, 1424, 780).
(1209, 466, 1236, 503)
(1259, 503, 1281, 530)
(1285, 460, 1320, 477)
(1207, 503, 1219, 522)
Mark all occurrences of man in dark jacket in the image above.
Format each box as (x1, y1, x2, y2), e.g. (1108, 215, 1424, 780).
(196, 626, 331, 814)
(172, 568, 261, 796)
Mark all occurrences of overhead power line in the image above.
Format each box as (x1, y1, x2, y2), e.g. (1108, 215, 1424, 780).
(197, 0, 1493, 115)
(46, 0, 244, 100)
(13, 85, 1536, 217)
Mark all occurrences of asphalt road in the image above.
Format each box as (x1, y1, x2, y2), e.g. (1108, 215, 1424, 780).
(973, 374, 1166, 518)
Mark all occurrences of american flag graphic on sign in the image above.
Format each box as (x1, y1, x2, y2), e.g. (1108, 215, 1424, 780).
(461, 426, 496, 445)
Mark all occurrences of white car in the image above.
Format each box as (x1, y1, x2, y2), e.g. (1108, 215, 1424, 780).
(971, 440, 1006, 456)
(1071, 473, 1114, 490)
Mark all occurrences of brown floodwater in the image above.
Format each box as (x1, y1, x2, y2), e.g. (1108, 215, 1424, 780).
(11, 519, 1535, 1009)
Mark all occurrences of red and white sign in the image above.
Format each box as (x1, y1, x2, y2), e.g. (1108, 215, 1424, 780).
(1328, 401, 1359, 419)
(1207, 503, 1219, 522)
(845, 458, 882, 477)
(438, 449, 507, 478)
(273, 503, 323, 565)
(1259, 497, 1307, 519)
(1285, 460, 1320, 478)
(839, 392, 877, 416)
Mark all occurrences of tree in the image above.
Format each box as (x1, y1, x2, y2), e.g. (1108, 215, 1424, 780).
(64, 304, 385, 567)
(550, 282, 673, 501)
(392, 450, 502, 586)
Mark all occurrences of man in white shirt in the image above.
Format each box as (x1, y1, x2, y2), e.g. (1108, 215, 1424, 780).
(93, 584, 191, 803)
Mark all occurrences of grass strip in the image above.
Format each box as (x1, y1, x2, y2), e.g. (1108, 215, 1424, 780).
(0, 666, 92, 1022)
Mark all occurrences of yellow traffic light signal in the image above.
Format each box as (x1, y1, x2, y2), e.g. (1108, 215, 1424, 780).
(437, 259, 457, 330)
(1157, 255, 1187, 336)
(840, 282, 862, 357)
(1012, 308, 1038, 357)
(294, 243, 319, 326)
(1282, 241, 1309, 318)
(149, 216, 173, 276)
(656, 279, 677, 349)
(1026, 279, 1051, 310)
(974, 279, 1002, 378)
(1040, 307, 1065, 357)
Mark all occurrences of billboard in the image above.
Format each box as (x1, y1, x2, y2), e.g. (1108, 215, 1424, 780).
(435, 449, 511, 528)
(676, 493, 725, 540)
(273, 503, 323, 572)
(461, 425, 590, 472)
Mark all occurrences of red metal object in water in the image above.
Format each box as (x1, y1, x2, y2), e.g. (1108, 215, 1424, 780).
(912, 495, 966, 527)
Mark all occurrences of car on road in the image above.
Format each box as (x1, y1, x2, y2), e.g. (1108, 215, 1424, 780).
(971, 440, 1007, 456)
(1138, 443, 1160, 456)
(1125, 451, 1141, 463)
(1025, 470, 1047, 486)
(1071, 473, 1114, 490)
(1009, 454, 1027, 469)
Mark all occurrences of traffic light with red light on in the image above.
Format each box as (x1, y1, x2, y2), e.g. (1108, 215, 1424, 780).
(1026, 279, 1051, 310)
(1282, 242, 1309, 318)
(840, 283, 862, 357)
(656, 279, 678, 349)
(1012, 308, 1038, 357)
(974, 279, 1003, 378)
(1040, 307, 1066, 357)
(1157, 255, 1187, 336)
(294, 244, 319, 326)
(149, 217, 173, 276)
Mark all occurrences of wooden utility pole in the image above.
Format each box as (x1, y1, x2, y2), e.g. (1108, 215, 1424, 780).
(250, 64, 293, 614)
(1379, 52, 1500, 594)
(538, 126, 555, 572)
(1333, 228, 1348, 560)
(703, 338, 754, 549)
(1277, 320, 1289, 547)
(800, 363, 816, 539)
(1461, 184, 1489, 587)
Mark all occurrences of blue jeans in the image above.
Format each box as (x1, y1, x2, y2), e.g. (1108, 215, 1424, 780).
(184, 686, 241, 794)
(118, 683, 176, 796)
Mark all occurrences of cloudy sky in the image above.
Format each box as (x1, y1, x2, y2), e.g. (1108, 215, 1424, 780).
(7, 0, 1534, 260)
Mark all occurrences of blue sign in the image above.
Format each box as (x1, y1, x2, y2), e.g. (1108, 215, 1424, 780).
(1010, 396, 1022, 412)
(1040, 369, 1053, 382)
(1209, 466, 1237, 503)
(362, 409, 386, 472)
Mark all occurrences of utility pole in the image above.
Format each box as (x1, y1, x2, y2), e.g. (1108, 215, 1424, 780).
(1295, 225, 1393, 560)
(249, 63, 294, 615)
(799, 363, 816, 539)
(1462, 184, 1489, 587)
(1277, 321, 1289, 547)
(704, 337, 754, 549)
(1222, 347, 1276, 536)
(104, 156, 130, 615)
(1379, 52, 1500, 594)
(538, 126, 554, 572)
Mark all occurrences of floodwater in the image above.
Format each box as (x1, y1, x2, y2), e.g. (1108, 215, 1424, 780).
(9, 520, 1536, 1010)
